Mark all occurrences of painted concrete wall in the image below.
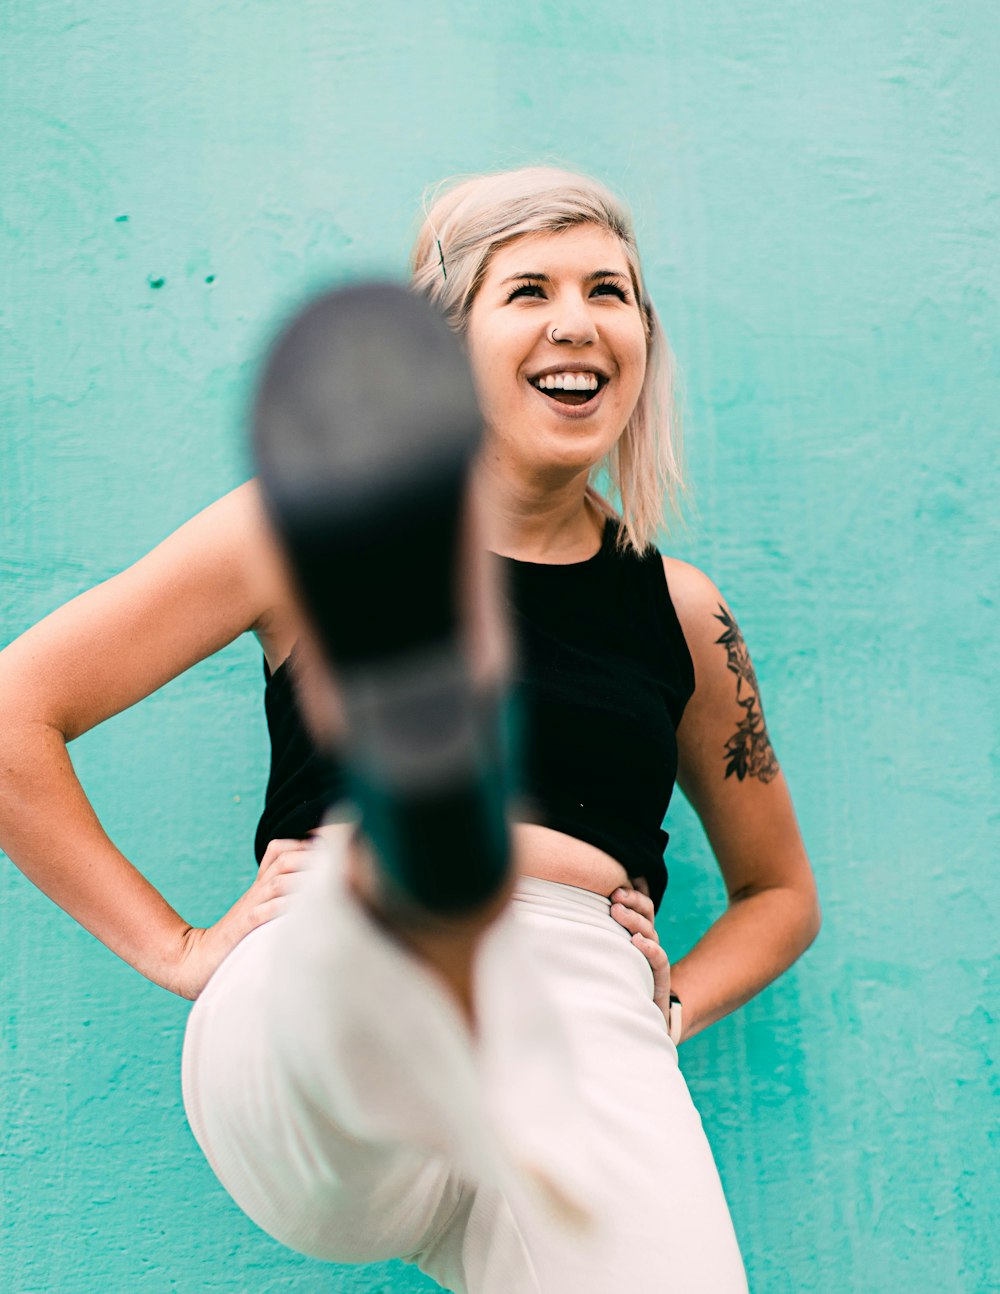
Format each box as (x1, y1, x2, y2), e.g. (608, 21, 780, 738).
(2, 3, 995, 1291)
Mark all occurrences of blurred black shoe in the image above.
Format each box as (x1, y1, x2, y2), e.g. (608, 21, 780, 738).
(253, 282, 512, 919)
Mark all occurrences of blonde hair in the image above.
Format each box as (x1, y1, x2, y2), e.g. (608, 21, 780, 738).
(410, 166, 684, 554)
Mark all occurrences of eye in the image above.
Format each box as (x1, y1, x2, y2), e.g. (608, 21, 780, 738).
(591, 280, 629, 301)
(505, 281, 545, 302)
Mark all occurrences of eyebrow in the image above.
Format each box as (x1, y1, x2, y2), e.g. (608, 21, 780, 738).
(499, 269, 629, 285)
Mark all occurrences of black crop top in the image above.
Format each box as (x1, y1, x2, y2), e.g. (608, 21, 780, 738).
(255, 516, 695, 912)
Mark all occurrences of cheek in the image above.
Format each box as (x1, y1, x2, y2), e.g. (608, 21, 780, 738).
(465, 339, 515, 430)
(464, 331, 498, 408)
(468, 325, 525, 404)
(621, 333, 648, 401)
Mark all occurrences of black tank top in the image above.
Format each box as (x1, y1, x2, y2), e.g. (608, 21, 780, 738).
(254, 516, 695, 912)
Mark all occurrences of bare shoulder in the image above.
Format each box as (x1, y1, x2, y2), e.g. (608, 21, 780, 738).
(661, 555, 723, 623)
(187, 479, 295, 644)
(127, 478, 294, 648)
(661, 554, 780, 786)
(661, 555, 734, 663)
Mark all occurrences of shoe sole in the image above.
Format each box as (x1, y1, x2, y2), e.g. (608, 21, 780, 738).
(252, 282, 511, 917)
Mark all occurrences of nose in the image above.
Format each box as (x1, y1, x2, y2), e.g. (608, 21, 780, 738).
(548, 294, 597, 347)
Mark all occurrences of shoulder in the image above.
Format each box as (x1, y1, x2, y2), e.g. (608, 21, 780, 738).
(660, 556, 733, 664)
(166, 477, 266, 558)
(187, 480, 297, 659)
(189, 477, 270, 553)
(660, 555, 763, 714)
(660, 554, 779, 781)
(98, 476, 300, 673)
(151, 479, 289, 628)
(660, 555, 723, 614)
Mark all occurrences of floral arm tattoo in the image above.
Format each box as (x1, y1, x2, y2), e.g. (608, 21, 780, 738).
(713, 605, 779, 783)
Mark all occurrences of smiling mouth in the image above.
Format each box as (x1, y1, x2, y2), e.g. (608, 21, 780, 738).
(529, 372, 608, 407)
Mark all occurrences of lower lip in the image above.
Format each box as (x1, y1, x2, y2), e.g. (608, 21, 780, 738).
(527, 381, 609, 420)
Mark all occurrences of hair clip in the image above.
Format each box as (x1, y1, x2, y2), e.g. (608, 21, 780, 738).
(436, 238, 447, 281)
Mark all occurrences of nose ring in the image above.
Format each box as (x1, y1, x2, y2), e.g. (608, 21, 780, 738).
(549, 326, 560, 343)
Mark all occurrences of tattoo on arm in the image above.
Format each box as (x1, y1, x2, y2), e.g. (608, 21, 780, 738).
(713, 605, 779, 783)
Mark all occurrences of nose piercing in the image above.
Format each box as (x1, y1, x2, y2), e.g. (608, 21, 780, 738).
(549, 326, 560, 343)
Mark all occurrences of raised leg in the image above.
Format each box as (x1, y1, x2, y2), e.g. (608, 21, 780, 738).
(252, 281, 518, 1025)
(181, 823, 543, 1291)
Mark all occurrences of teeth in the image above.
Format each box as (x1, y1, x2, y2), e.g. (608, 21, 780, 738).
(533, 372, 600, 392)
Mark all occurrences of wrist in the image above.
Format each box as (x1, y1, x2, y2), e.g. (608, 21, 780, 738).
(141, 922, 202, 998)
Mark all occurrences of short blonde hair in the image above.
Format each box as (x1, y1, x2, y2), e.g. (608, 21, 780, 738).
(410, 166, 683, 554)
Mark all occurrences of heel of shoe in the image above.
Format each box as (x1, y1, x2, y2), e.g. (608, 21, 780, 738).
(346, 681, 514, 916)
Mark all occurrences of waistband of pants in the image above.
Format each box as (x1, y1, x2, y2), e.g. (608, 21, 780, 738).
(510, 874, 623, 935)
(320, 812, 626, 937)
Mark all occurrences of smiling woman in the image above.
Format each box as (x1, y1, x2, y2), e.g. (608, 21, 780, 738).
(0, 164, 818, 1293)
(412, 167, 683, 559)
(466, 226, 648, 482)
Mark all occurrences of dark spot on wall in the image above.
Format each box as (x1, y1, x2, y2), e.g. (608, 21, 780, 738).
(205, 274, 215, 284)
(147, 275, 165, 289)
(115, 214, 129, 223)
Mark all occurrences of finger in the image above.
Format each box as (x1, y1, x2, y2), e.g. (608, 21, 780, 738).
(247, 873, 308, 924)
(258, 870, 308, 903)
(632, 933, 669, 968)
(260, 837, 303, 862)
(236, 870, 305, 925)
(251, 894, 294, 925)
(260, 839, 313, 877)
(629, 932, 670, 994)
(610, 901, 656, 938)
(259, 837, 306, 872)
(611, 886, 655, 921)
(610, 902, 658, 942)
(271, 845, 315, 874)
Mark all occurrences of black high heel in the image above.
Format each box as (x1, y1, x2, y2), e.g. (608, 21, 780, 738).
(252, 282, 512, 917)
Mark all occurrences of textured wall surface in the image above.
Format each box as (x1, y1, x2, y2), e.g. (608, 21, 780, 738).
(1, 3, 996, 1291)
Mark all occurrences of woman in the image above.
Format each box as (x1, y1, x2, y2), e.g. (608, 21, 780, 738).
(0, 167, 820, 1292)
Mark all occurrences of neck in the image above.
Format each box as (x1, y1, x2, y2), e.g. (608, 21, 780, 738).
(473, 449, 604, 563)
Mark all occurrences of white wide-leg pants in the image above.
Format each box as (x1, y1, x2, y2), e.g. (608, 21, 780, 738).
(181, 821, 748, 1292)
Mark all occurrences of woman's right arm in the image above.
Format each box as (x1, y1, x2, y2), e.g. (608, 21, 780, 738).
(0, 481, 304, 999)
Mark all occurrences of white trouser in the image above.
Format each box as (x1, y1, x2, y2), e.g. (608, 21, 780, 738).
(181, 821, 748, 1292)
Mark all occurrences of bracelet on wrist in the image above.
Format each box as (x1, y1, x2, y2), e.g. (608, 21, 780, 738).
(667, 991, 683, 1046)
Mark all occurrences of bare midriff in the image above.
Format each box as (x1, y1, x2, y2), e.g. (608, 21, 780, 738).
(511, 822, 630, 898)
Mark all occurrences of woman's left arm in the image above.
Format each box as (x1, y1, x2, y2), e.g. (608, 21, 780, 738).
(622, 558, 821, 1044)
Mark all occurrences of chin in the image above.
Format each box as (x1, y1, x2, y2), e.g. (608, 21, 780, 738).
(543, 423, 622, 463)
(531, 442, 608, 478)
(491, 409, 623, 474)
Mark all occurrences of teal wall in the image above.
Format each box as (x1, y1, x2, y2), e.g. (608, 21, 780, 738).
(2, 3, 996, 1291)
